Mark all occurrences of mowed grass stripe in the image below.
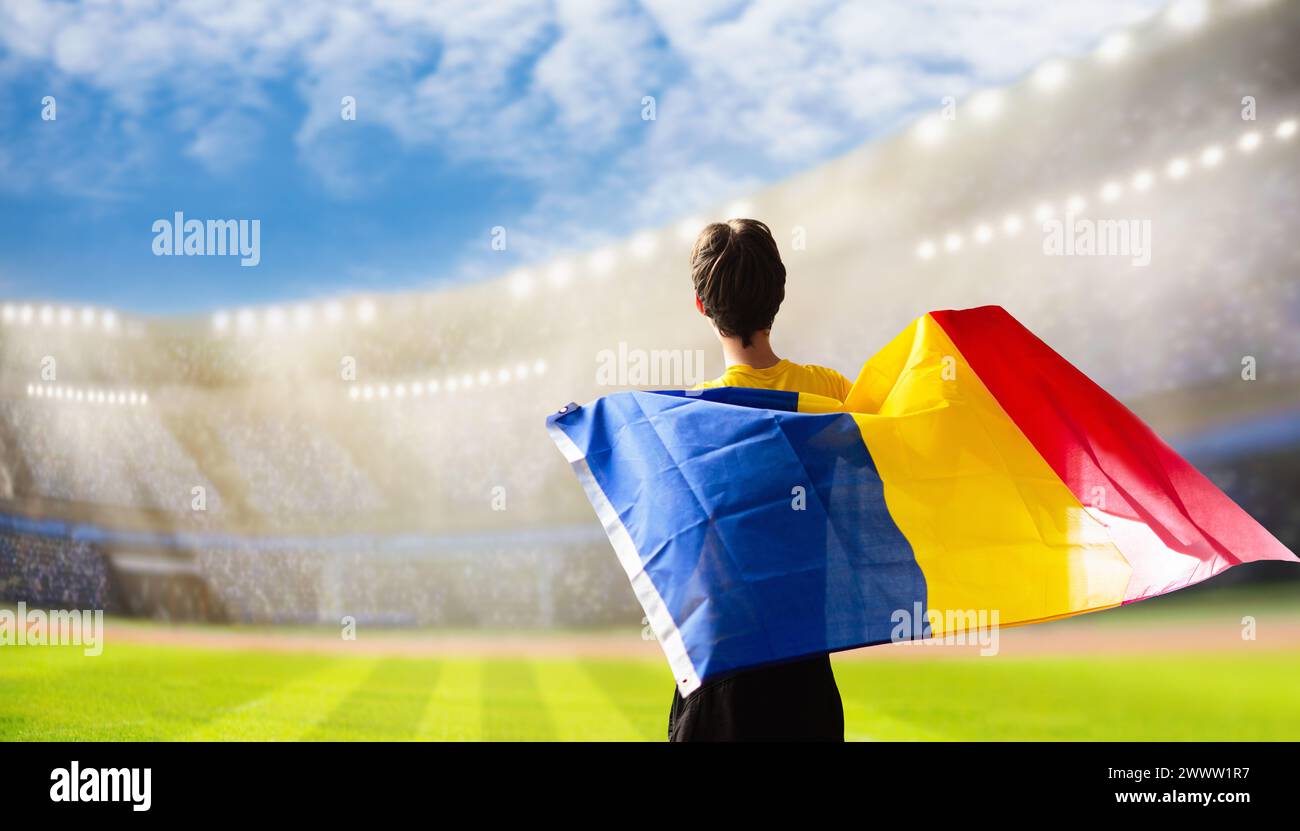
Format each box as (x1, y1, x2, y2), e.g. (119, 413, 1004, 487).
(832, 653, 1300, 740)
(577, 657, 668, 740)
(530, 658, 647, 741)
(481, 659, 555, 741)
(413, 658, 483, 740)
(305, 658, 441, 740)
(0, 643, 322, 741)
(189, 656, 380, 741)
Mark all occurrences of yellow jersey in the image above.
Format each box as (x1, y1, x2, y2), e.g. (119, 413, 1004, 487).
(694, 358, 853, 402)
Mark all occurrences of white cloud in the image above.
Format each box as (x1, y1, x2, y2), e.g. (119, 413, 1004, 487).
(186, 110, 262, 171)
(0, 0, 1165, 236)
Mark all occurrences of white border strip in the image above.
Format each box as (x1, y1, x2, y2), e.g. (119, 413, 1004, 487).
(548, 415, 702, 696)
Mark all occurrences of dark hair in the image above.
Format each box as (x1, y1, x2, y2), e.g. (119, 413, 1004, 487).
(690, 219, 786, 347)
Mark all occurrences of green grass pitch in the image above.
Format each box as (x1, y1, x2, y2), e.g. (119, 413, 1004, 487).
(4, 636, 1300, 741)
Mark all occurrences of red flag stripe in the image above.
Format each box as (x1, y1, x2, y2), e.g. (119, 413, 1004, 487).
(930, 306, 1296, 602)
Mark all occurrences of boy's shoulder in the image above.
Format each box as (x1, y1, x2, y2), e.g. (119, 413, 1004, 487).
(792, 362, 853, 400)
(795, 361, 850, 380)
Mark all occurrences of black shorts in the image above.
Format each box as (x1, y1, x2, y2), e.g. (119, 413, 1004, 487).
(667, 654, 844, 742)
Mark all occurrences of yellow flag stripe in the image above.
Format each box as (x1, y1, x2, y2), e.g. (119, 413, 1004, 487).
(847, 314, 1133, 636)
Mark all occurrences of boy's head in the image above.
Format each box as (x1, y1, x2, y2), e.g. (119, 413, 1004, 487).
(690, 218, 786, 348)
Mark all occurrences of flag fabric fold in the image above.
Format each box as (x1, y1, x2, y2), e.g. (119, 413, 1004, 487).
(547, 305, 1296, 695)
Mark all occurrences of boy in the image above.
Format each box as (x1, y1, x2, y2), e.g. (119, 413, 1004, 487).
(667, 218, 849, 742)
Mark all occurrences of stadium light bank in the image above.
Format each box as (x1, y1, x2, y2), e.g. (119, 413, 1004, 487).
(213, 297, 376, 335)
(27, 384, 148, 407)
(348, 359, 548, 403)
(916, 116, 1296, 261)
(0, 303, 119, 333)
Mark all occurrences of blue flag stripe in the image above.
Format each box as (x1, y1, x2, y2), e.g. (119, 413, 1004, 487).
(549, 389, 929, 693)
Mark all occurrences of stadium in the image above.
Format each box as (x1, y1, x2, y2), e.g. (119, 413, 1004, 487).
(3, 0, 1300, 741)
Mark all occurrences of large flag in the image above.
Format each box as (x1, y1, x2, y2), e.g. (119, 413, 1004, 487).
(547, 306, 1296, 695)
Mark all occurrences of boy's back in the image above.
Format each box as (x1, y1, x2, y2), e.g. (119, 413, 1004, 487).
(668, 358, 850, 742)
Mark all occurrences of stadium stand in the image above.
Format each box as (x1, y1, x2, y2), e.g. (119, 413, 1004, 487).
(0, 398, 218, 513)
(0, 528, 111, 611)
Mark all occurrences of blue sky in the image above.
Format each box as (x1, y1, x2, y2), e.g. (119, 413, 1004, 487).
(0, 0, 1162, 314)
